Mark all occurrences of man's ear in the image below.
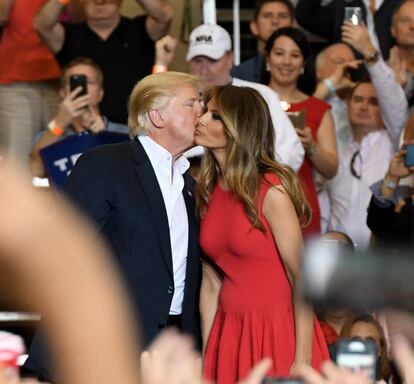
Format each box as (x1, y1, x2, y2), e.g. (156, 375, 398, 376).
(148, 109, 165, 129)
(250, 20, 259, 37)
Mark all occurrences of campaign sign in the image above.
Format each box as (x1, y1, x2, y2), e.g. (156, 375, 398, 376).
(40, 131, 129, 189)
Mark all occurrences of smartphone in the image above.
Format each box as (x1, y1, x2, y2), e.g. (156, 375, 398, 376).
(344, 7, 363, 26)
(405, 143, 414, 167)
(261, 378, 303, 384)
(287, 110, 306, 130)
(69, 74, 88, 97)
(336, 338, 377, 384)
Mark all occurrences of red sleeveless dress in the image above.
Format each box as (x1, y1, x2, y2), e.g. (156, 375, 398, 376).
(288, 96, 331, 237)
(201, 173, 329, 383)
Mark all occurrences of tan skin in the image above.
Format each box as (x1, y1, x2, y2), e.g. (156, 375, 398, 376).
(267, 35, 338, 179)
(196, 98, 314, 375)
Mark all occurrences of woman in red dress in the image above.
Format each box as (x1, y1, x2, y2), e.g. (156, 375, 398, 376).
(265, 27, 338, 237)
(196, 85, 329, 383)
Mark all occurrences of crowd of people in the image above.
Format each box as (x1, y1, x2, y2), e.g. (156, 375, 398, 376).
(1, 0, 414, 383)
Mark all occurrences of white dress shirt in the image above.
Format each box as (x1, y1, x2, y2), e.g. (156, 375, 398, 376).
(184, 78, 305, 172)
(139, 135, 190, 315)
(326, 129, 394, 249)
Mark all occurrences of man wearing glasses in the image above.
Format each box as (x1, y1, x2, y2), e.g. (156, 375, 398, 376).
(325, 80, 395, 249)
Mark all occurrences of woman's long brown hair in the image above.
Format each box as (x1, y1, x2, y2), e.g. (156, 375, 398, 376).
(196, 85, 310, 231)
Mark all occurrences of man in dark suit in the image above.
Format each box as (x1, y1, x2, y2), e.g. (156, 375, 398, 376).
(24, 71, 203, 381)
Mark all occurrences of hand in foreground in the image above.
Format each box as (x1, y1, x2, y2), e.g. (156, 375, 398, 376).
(141, 330, 272, 384)
(141, 330, 202, 384)
(298, 361, 369, 384)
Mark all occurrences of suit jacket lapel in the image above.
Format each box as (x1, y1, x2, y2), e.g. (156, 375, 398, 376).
(130, 139, 174, 279)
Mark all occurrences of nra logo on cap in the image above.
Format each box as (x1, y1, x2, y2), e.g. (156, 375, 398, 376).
(195, 35, 213, 43)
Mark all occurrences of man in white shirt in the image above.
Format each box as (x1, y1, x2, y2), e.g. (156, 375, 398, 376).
(326, 80, 395, 248)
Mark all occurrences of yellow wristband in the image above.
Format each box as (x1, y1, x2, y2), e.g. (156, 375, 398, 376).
(48, 120, 65, 137)
(152, 64, 167, 74)
(57, 0, 70, 5)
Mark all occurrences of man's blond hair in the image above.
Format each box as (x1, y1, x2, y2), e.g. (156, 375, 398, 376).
(128, 72, 202, 136)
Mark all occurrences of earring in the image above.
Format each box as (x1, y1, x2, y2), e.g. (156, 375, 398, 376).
(301, 67, 304, 75)
(266, 61, 270, 71)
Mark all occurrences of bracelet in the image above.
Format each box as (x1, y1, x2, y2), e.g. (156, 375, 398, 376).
(323, 78, 336, 96)
(152, 64, 167, 74)
(48, 119, 65, 137)
(57, 0, 70, 5)
(382, 177, 398, 190)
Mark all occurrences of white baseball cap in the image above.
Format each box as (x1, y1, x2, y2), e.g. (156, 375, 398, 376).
(186, 24, 232, 61)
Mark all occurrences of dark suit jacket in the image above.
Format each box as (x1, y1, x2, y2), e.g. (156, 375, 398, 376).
(367, 194, 414, 248)
(296, 0, 403, 60)
(24, 139, 201, 380)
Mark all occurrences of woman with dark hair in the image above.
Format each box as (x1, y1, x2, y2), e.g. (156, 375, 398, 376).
(340, 313, 393, 382)
(196, 84, 329, 383)
(264, 27, 338, 236)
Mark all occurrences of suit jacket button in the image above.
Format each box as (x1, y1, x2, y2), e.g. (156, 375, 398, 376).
(167, 286, 174, 294)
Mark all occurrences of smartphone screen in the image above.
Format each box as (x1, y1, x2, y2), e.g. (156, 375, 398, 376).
(69, 74, 88, 98)
(336, 339, 377, 384)
(344, 7, 363, 26)
(404, 144, 414, 167)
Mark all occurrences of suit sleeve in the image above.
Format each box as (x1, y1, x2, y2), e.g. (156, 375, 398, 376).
(367, 195, 412, 244)
(295, 0, 338, 41)
(65, 150, 114, 232)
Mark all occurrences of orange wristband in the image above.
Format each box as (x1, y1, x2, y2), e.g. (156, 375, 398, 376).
(48, 120, 65, 137)
(57, 0, 70, 5)
(152, 64, 167, 74)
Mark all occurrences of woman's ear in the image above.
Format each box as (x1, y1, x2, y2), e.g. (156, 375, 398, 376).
(148, 109, 165, 129)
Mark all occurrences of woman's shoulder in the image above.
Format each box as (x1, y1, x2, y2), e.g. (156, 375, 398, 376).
(260, 172, 282, 195)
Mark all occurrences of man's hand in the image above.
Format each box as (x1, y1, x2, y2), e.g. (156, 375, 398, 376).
(54, 87, 91, 128)
(387, 141, 414, 179)
(80, 107, 105, 133)
(155, 35, 177, 67)
(389, 46, 407, 87)
(328, 59, 362, 91)
(341, 22, 376, 60)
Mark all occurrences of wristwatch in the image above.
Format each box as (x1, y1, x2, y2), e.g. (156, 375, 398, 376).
(365, 49, 380, 64)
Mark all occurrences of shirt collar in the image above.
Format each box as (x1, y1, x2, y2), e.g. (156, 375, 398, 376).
(138, 135, 190, 175)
